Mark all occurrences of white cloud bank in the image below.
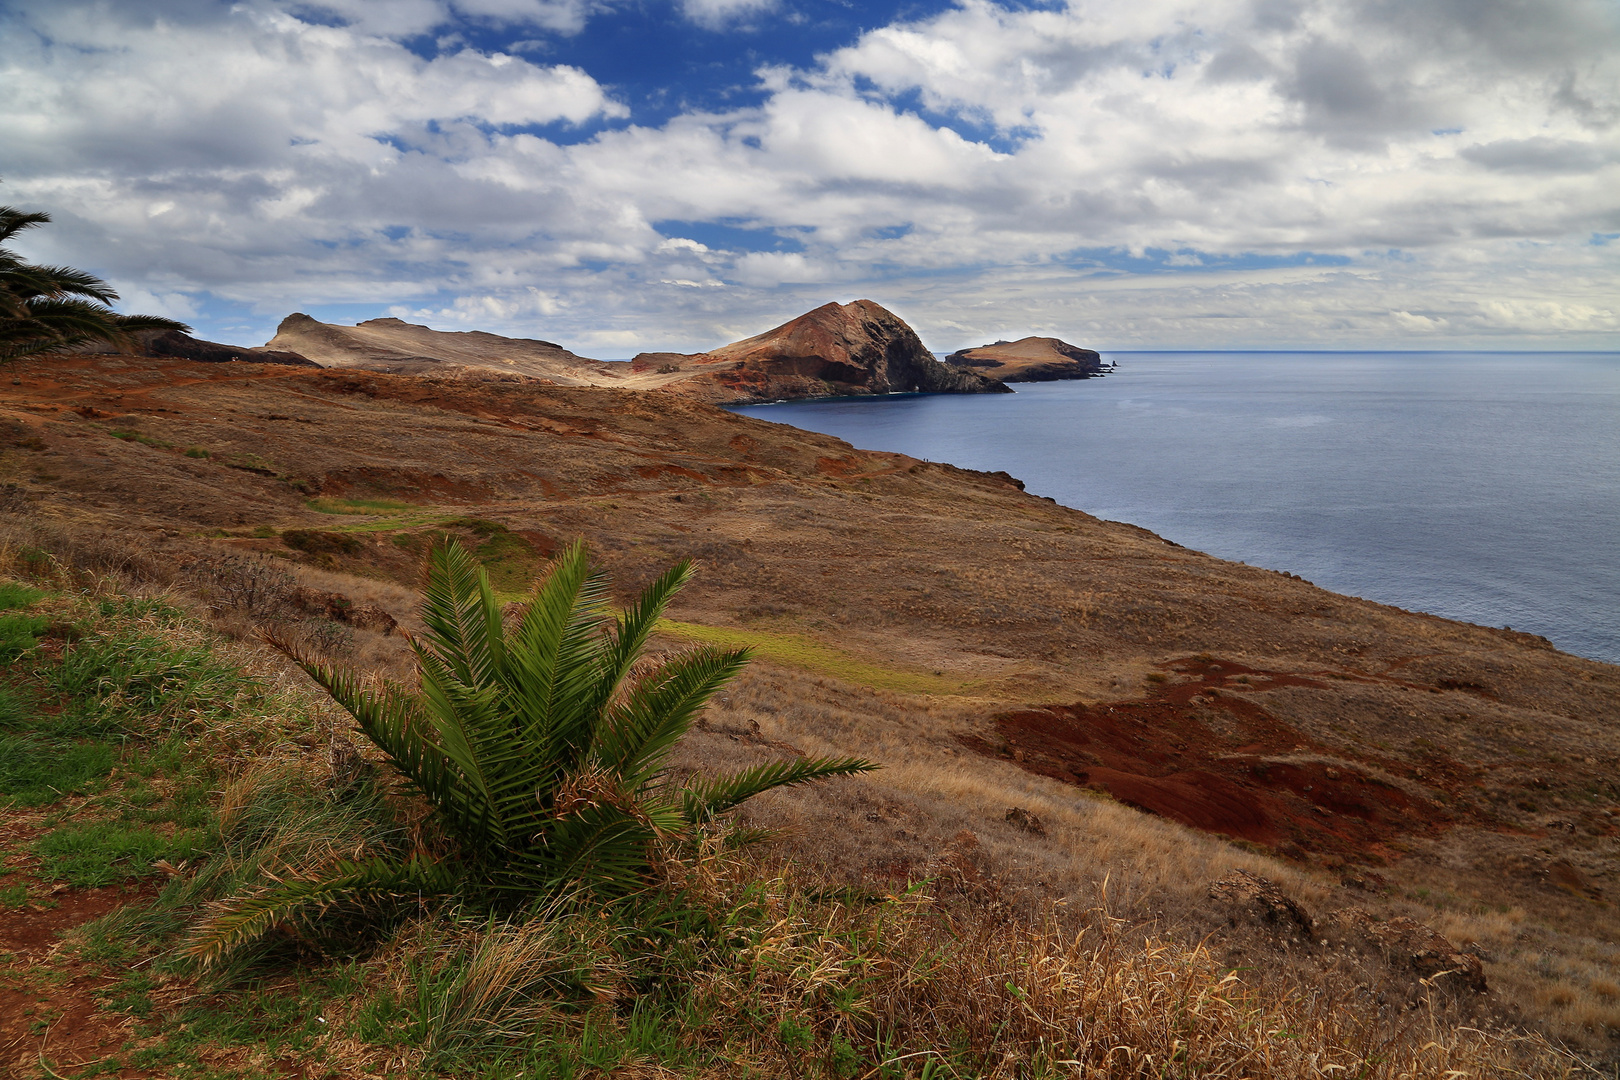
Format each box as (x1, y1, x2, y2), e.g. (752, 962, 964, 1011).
(1, 0, 1616, 352)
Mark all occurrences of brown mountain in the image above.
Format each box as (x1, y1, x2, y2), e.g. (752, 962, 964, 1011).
(636, 300, 1011, 404)
(945, 336, 1103, 381)
(266, 313, 623, 384)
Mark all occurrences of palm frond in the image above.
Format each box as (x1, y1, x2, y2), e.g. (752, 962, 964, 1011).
(589, 558, 696, 713)
(184, 857, 461, 967)
(597, 645, 750, 791)
(506, 541, 614, 774)
(417, 541, 506, 690)
(680, 756, 879, 825)
(0, 206, 51, 246)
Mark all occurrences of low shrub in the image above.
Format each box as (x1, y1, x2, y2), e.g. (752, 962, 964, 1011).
(282, 529, 363, 557)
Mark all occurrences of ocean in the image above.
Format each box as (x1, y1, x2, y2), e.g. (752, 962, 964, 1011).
(731, 352, 1620, 665)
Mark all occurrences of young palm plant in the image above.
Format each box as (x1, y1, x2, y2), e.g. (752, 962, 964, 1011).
(186, 540, 876, 966)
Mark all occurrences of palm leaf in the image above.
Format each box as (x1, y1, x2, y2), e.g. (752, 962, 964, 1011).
(680, 756, 879, 825)
(184, 857, 461, 967)
(597, 645, 750, 791)
(587, 558, 696, 715)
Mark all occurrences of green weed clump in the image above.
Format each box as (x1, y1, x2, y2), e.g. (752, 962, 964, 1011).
(306, 496, 418, 515)
(44, 622, 256, 734)
(0, 578, 49, 661)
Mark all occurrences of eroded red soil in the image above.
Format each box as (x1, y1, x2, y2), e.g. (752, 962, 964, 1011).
(0, 882, 161, 1079)
(961, 656, 1486, 864)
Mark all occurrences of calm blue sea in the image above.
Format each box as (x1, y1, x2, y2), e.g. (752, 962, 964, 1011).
(732, 353, 1620, 665)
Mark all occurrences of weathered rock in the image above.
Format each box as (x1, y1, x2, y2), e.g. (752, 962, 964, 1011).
(944, 336, 1102, 382)
(1322, 907, 1487, 993)
(1004, 806, 1047, 836)
(660, 300, 1012, 405)
(1207, 869, 1315, 936)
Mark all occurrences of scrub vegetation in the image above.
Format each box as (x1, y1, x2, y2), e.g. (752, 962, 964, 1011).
(0, 537, 1591, 1079)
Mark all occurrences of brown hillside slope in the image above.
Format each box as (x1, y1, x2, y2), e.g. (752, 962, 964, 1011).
(4, 352, 1620, 1055)
(267, 312, 620, 382)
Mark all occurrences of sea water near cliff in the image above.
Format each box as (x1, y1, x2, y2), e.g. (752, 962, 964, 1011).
(732, 352, 1620, 665)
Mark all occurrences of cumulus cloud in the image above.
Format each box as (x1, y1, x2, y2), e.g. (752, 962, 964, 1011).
(681, 0, 776, 30)
(1, 0, 1616, 351)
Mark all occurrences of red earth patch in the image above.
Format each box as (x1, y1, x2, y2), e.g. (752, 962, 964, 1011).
(960, 656, 1471, 864)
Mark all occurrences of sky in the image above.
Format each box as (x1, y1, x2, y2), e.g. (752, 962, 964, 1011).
(1, 0, 1617, 355)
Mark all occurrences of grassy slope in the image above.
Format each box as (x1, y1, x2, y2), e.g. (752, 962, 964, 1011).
(0, 574, 1587, 1079)
(2, 353, 1619, 1067)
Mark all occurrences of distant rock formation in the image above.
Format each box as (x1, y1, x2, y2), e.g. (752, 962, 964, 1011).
(643, 300, 1012, 404)
(258, 302, 1013, 404)
(945, 336, 1102, 382)
(83, 329, 317, 367)
(266, 314, 621, 384)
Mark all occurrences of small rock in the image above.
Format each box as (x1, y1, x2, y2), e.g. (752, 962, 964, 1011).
(1004, 807, 1047, 836)
(1207, 869, 1314, 937)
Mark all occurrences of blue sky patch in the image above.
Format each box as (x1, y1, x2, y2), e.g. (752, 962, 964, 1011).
(656, 219, 807, 253)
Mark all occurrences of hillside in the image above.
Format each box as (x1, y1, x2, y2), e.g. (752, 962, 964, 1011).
(3, 351, 1619, 1071)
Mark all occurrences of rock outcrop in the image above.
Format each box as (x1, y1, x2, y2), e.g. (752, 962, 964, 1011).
(1321, 908, 1487, 994)
(266, 314, 620, 383)
(258, 302, 1011, 404)
(646, 300, 1012, 405)
(945, 336, 1103, 382)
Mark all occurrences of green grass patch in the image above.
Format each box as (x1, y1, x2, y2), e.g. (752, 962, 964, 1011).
(184, 446, 210, 458)
(445, 518, 541, 594)
(306, 496, 418, 515)
(43, 629, 256, 734)
(0, 579, 49, 662)
(34, 822, 210, 888)
(656, 619, 974, 694)
(0, 734, 116, 807)
(110, 430, 173, 449)
(0, 609, 48, 662)
(0, 580, 45, 610)
(282, 528, 363, 557)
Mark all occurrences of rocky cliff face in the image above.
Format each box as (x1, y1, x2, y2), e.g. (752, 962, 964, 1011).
(945, 336, 1102, 382)
(648, 300, 1011, 404)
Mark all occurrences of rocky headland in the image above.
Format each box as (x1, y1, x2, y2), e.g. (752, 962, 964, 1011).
(640, 300, 1011, 404)
(262, 301, 1012, 405)
(945, 336, 1104, 381)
